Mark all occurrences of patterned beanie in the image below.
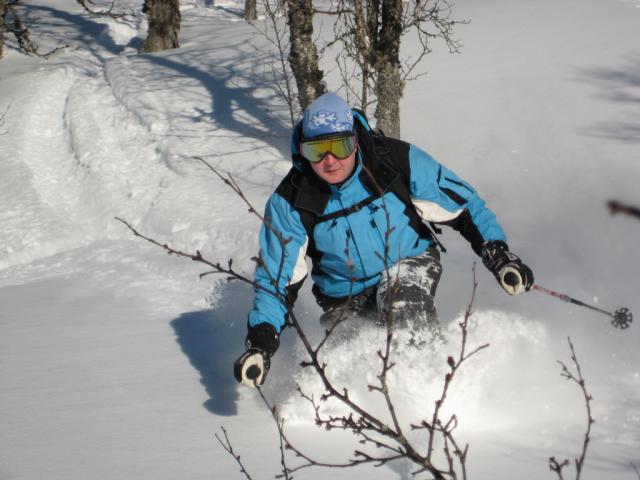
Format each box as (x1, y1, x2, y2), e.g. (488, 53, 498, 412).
(301, 93, 354, 138)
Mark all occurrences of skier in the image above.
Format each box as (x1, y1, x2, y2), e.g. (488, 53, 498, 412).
(234, 93, 533, 387)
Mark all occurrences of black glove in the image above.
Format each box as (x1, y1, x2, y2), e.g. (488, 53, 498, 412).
(233, 323, 280, 387)
(481, 240, 534, 295)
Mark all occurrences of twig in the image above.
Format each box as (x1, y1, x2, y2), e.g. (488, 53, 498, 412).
(416, 263, 488, 479)
(255, 387, 291, 480)
(113, 216, 287, 306)
(192, 156, 292, 301)
(608, 200, 640, 221)
(284, 259, 447, 477)
(193, 157, 291, 247)
(548, 337, 594, 480)
(120, 153, 485, 480)
(5, 0, 68, 57)
(214, 427, 255, 480)
(246, 0, 298, 127)
(255, 385, 400, 477)
(549, 456, 570, 479)
(76, 0, 126, 18)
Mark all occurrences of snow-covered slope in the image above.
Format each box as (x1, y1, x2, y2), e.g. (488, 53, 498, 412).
(1, 0, 639, 478)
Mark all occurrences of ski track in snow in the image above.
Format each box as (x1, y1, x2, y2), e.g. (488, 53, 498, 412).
(1, 64, 164, 270)
(1, 13, 278, 280)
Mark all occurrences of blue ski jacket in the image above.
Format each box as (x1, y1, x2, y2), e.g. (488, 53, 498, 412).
(248, 111, 506, 332)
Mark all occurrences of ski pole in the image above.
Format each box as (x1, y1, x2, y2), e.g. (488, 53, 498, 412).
(532, 284, 633, 330)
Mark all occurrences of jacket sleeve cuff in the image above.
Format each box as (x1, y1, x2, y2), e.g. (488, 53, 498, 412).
(245, 323, 280, 357)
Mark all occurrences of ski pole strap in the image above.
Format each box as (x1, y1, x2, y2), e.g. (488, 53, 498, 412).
(532, 284, 614, 318)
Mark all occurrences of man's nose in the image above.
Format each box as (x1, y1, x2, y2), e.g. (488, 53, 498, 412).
(323, 153, 338, 164)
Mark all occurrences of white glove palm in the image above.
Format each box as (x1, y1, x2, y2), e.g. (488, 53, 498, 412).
(234, 348, 269, 388)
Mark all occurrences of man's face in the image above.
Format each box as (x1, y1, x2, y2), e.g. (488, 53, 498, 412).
(310, 150, 357, 184)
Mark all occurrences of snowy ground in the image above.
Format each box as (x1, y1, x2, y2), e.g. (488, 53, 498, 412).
(1, 0, 639, 479)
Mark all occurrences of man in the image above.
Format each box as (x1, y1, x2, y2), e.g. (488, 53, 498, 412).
(234, 93, 533, 387)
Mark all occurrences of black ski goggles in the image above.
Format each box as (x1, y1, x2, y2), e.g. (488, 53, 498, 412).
(299, 133, 357, 163)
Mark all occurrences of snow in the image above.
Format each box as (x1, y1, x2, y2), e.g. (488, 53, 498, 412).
(1, 0, 639, 478)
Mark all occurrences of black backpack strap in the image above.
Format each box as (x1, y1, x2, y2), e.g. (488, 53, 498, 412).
(316, 194, 379, 224)
(368, 136, 447, 253)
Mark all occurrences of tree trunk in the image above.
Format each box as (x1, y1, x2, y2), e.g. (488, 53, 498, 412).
(0, 0, 6, 59)
(373, 0, 403, 137)
(287, 0, 325, 110)
(244, 0, 257, 23)
(352, 0, 371, 110)
(142, 0, 180, 53)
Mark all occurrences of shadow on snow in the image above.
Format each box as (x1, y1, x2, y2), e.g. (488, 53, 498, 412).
(170, 281, 253, 416)
(24, 4, 137, 59)
(578, 55, 640, 143)
(22, 4, 291, 154)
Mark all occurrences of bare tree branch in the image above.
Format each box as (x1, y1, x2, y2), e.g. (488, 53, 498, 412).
(193, 156, 295, 291)
(549, 456, 570, 480)
(608, 200, 640, 221)
(249, 0, 297, 127)
(548, 337, 594, 480)
(120, 153, 489, 480)
(255, 388, 291, 480)
(214, 427, 255, 480)
(411, 263, 488, 478)
(328, 0, 467, 134)
(76, 0, 126, 18)
(3, 0, 68, 57)
(113, 216, 287, 306)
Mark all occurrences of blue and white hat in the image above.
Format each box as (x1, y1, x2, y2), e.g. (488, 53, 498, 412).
(301, 93, 354, 138)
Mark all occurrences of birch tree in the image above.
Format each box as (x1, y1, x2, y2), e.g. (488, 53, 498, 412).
(244, 0, 257, 23)
(287, 0, 325, 110)
(142, 0, 181, 52)
(333, 0, 464, 136)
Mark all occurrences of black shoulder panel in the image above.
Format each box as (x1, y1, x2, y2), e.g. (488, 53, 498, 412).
(274, 165, 331, 216)
(274, 167, 302, 206)
(440, 187, 467, 206)
(273, 166, 331, 264)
